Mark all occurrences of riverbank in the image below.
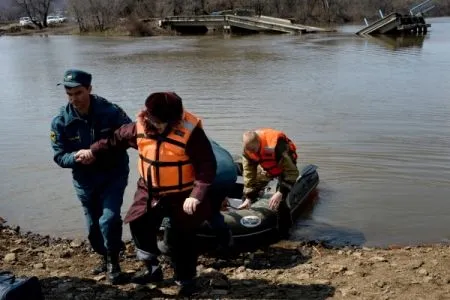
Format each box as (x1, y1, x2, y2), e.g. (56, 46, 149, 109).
(0, 17, 337, 37)
(0, 20, 173, 37)
(1, 219, 449, 299)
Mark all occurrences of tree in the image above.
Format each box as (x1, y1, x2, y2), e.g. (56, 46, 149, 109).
(15, 0, 54, 28)
(254, 0, 266, 16)
(68, 0, 129, 32)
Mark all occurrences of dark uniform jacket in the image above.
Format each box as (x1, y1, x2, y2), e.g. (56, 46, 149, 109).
(50, 95, 131, 185)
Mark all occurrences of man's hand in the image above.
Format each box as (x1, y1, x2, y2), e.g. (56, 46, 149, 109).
(183, 197, 200, 215)
(238, 198, 252, 210)
(268, 191, 283, 210)
(220, 197, 230, 211)
(74, 149, 95, 165)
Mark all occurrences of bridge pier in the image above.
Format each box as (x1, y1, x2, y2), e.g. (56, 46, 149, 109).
(223, 25, 231, 35)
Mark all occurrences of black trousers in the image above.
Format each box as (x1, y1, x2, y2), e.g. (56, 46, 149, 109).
(206, 185, 233, 247)
(277, 197, 293, 238)
(129, 198, 205, 281)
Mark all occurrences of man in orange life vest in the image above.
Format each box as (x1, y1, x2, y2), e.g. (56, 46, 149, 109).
(238, 128, 299, 237)
(76, 92, 216, 296)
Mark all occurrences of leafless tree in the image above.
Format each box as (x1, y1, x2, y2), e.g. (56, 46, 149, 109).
(15, 0, 54, 28)
(253, 0, 266, 16)
(62, 0, 450, 33)
(68, 0, 129, 32)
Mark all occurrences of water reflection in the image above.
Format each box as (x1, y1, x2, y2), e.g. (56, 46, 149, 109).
(362, 34, 427, 50)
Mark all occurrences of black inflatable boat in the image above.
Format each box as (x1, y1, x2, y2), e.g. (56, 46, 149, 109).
(160, 164, 319, 252)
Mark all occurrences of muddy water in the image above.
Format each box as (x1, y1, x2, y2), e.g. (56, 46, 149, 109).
(0, 17, 449, 246)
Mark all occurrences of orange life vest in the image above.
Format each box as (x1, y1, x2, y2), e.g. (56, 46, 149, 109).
(244, 128, 297, 177)
(136, 110, 201, 196)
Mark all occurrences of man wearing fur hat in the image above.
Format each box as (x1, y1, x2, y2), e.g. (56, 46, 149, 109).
(76, 92, 216, 296)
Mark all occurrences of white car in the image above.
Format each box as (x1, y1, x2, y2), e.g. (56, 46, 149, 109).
(46, 15, 60, 24)
(57, 16, 67, 23)
(19, 17, 32, 26)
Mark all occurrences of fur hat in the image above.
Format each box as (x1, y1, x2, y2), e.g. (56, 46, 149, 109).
(145, 92, 183, 123)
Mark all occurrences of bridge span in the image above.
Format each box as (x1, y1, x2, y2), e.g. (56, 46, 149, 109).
(160, 15, 333, 34)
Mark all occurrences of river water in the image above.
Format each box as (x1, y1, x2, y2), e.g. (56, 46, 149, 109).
(1, 17, 449, 247)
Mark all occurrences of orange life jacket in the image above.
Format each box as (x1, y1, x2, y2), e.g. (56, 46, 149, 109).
(136, 110, 201, 196)
(244, 128, 297, 177)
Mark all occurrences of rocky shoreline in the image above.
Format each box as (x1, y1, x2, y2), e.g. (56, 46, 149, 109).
(1, 218, 449, 299)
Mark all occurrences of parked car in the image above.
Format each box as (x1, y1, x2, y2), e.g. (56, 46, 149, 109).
(47, 15, 68, 24)
(46, 15, 60, 24)
(19, 17, 32, 26)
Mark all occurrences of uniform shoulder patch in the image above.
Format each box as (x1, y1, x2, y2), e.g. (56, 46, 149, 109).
(50, 131, 56, 143)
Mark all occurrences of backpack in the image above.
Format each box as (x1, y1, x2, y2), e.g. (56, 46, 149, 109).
(0, 271, 44, 300)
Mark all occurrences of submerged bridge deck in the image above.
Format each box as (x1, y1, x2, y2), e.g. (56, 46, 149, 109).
(160, 15, 332, 34)
(357, 1, 433, 36)
(357, 12, 430, 35)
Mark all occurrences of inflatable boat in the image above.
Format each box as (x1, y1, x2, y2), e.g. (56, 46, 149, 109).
(160, 164, 319, 252)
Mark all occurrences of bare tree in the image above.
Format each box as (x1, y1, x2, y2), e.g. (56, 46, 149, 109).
(273, 0, 282, 16)
(68, 0, 88, 31)
(15, 0, 54, 28)
(253, 0, 266, 16)
(68, 0, 128, 32)
(127, 0, 157, 18)
(60, 0, 450, 33)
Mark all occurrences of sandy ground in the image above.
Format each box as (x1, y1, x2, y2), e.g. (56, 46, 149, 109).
(1, 218, 449, 300)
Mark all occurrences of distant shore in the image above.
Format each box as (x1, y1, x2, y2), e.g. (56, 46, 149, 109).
(1, 217, 449, 299)
(0, 17, 338, 37)
(0, 20, 173, 37)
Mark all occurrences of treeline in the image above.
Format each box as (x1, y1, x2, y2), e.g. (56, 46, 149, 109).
(1, 0, 66, 28)
(67, 0, 450, 29)
(2, 0, 449, 30)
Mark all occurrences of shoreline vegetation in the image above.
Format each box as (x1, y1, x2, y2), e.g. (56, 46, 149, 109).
(0, 14, 449, 38)
(0, 0, 449, 37)
(0, 16, 448, 38)
(1, 217, 449, 299)
(0, 19, 173, 37)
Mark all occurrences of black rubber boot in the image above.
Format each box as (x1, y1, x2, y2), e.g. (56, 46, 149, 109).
(107, 252, 123, 285)
(131, 260, 163, 284)
(176, 279, 198, 297)
(277, 200, 293, 239)
(91, 255, 107, 275)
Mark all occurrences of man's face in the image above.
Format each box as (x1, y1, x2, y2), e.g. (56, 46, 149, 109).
(244, 140, 260, 153)
(65, 85, 91, 113)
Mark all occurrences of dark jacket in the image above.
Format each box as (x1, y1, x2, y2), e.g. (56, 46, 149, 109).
(90, 121, 216, 223)
(50, 95, 131, 184)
